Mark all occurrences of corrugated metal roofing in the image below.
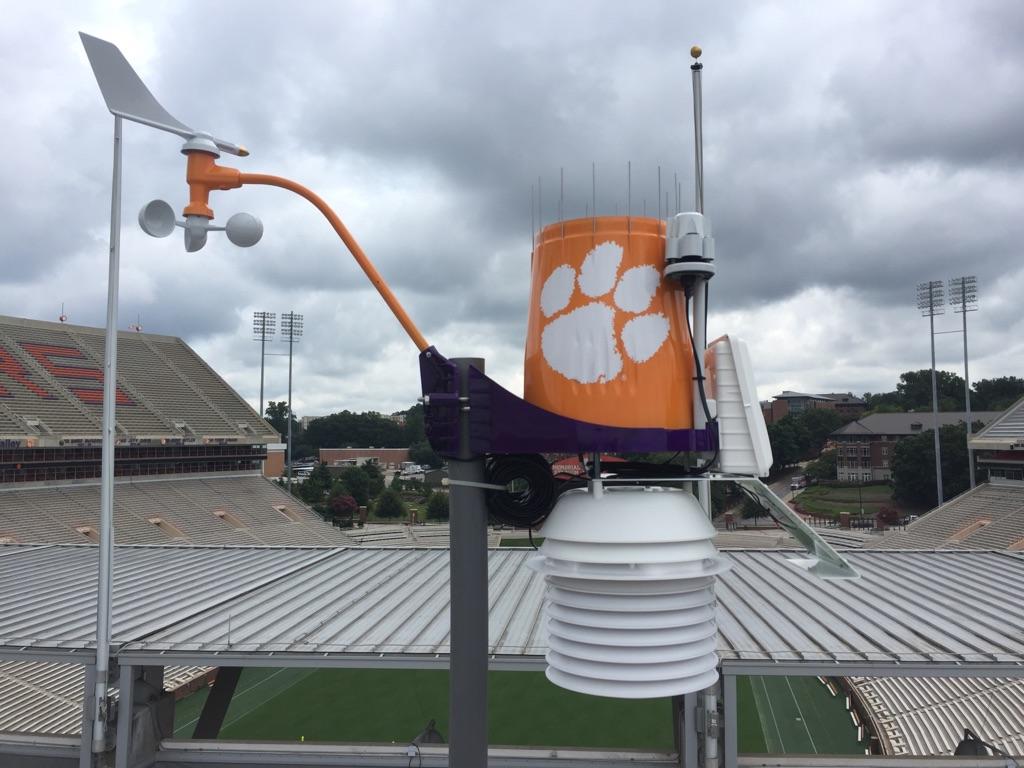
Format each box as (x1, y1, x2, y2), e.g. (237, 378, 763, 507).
(972, 395, 1024, 448)
(1, 545, 1023, 671)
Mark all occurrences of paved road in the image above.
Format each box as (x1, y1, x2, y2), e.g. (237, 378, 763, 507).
(768, 468, 807, 502)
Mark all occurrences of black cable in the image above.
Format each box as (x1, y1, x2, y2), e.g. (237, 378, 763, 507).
(484, 454, 558, 529)
(683, 293, 714, 425)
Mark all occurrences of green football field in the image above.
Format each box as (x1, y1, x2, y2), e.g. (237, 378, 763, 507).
(737, 675, 865, 754)
(174, 669, 863, 754)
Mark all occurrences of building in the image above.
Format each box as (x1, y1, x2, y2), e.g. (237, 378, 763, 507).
(763, 390, 866, 424)
(831, 411, 1002, 482)
(969, 395, 1024, 481)
(319, 446, 410, 468)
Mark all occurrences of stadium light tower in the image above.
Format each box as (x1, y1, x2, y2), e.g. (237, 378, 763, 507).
(949, 276, 979, 489)
(252, 311, 276, 420)
(281, 312, 303, 492)
(917, 280, 946, 506)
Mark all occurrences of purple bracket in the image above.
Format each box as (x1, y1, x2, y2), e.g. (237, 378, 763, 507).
(419, 347, 718, 458)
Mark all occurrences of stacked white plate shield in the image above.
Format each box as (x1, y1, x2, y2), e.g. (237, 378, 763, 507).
(529, 484, 730, 699)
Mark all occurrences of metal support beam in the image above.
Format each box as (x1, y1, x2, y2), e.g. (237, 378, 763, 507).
(192, 667, 243, 739)
(79, 663, 97, 768)
(679, 693, 699, 768)
(722, 674, 737, 768)
(114, 665, 136, 768)
(448, 357, 488, 768)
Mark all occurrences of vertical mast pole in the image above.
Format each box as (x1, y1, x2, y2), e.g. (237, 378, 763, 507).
(689, 47, 713, 518)
(93, 113, 122, 755)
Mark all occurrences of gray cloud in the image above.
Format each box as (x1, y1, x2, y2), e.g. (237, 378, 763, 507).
(2, 0, 1023, 417)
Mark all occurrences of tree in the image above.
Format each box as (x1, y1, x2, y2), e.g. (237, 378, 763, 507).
(425, 492, 450, 521)
(302, 410, 406, 452)
(362, 462, 385, 498)
(326, 492, 358, 522)
(374, 488, 407, 519)
(972, 377, 1024, 411)
(804, 449, 837, 481)
(765, 408, 846, 473)
(891, 422, 976, 507)
(409, 440, 443, 469)
(336, 466, 371, 507)
(895, 370, 965, 412)
(264, 401, 300, 439)
(297, 464, 332, 505)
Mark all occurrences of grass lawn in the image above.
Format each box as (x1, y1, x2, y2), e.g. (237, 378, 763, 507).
(498, 537, 543, 548)
(175, 668, 674, 750)
(738, 676, 864, 755)
(796, 484, 894, 517)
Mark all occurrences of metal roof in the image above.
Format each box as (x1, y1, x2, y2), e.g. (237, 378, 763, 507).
(1, 545, 1023, 676)
(972, 395, 1024, 450)
(833, 411, 1002, 437)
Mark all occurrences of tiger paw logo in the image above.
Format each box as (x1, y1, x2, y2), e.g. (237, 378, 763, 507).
(540, 241, 669, 384)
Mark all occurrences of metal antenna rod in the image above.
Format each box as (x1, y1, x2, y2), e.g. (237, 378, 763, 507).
(591, 162, 597, 233)
(627, 161, 632, 216)
(691, 48, 705, 213)
(538, 176, 543, 232)
(658, 165, 662, 221)
(560, 167, 564, 237)
(530, 185, 535, 248)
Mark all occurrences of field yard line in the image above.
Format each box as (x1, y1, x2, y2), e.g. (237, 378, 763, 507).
(222, 668, 316, 730)
(174, 668, 295, 735)
(753, 676, 786, 753)
(784, 677, 819, 754)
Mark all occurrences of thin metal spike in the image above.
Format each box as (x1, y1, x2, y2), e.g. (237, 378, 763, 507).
(530, 184, 535, 249)
(560, 167, 564, 237)
(538, 176, 543, 232)
(658, 166, 662, 221)
(627, 160, 632, 232)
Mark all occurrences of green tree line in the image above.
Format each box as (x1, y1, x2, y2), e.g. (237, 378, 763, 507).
(264, 402, 442, 467)
(863, 372, 1024, 413)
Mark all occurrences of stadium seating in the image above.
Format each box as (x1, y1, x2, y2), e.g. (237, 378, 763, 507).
(0, 316, 277, 442)
(0, 661, 208, 737)
(0, 474, 354, 546)
(871, 481, 1024, 550)
(851, 676, 1024, 756)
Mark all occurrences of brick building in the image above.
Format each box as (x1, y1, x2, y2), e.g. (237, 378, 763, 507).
(831, 411, 1002, 482)
(763, 391, 866, 425)
(319, 447, 411, 468)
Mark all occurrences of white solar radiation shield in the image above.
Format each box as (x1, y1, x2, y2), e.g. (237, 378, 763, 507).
(529, 486, 729, 699)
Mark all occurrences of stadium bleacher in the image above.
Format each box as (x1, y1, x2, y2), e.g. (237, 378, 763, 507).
(870, 480, 1024, 550)
(0, 315, 277, 446)
(851, 676, 1024, 756)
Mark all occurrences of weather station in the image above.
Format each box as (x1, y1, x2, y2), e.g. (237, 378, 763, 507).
(81, 33, 857, 768)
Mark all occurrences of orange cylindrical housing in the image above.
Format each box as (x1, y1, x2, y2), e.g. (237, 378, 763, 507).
(524, 217, 694, 429)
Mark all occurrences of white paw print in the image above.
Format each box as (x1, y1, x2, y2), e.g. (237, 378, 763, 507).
(540, 241, 669, 384)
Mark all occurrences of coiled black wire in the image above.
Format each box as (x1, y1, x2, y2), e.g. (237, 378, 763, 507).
(484, 453, 559, 529)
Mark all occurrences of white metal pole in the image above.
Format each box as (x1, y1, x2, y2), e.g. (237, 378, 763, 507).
(961, 284, 975, 489)
(93, 113, 122, 754)
(929, 305, 943, 505)
(286, 316, 294, 494)
(259, 321, 266, 421)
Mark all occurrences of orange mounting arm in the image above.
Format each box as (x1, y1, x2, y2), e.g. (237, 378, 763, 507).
(183, 151, 429, 352)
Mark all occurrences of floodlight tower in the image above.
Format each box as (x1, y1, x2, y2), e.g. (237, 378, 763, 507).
(281, 312, 303, 492)
(252, 311, 276, 420)
(949, 276, 979, 489)
(917, 280, 946, 506)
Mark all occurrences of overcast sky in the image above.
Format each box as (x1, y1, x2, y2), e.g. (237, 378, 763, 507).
(2, 1, 1022, 418)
